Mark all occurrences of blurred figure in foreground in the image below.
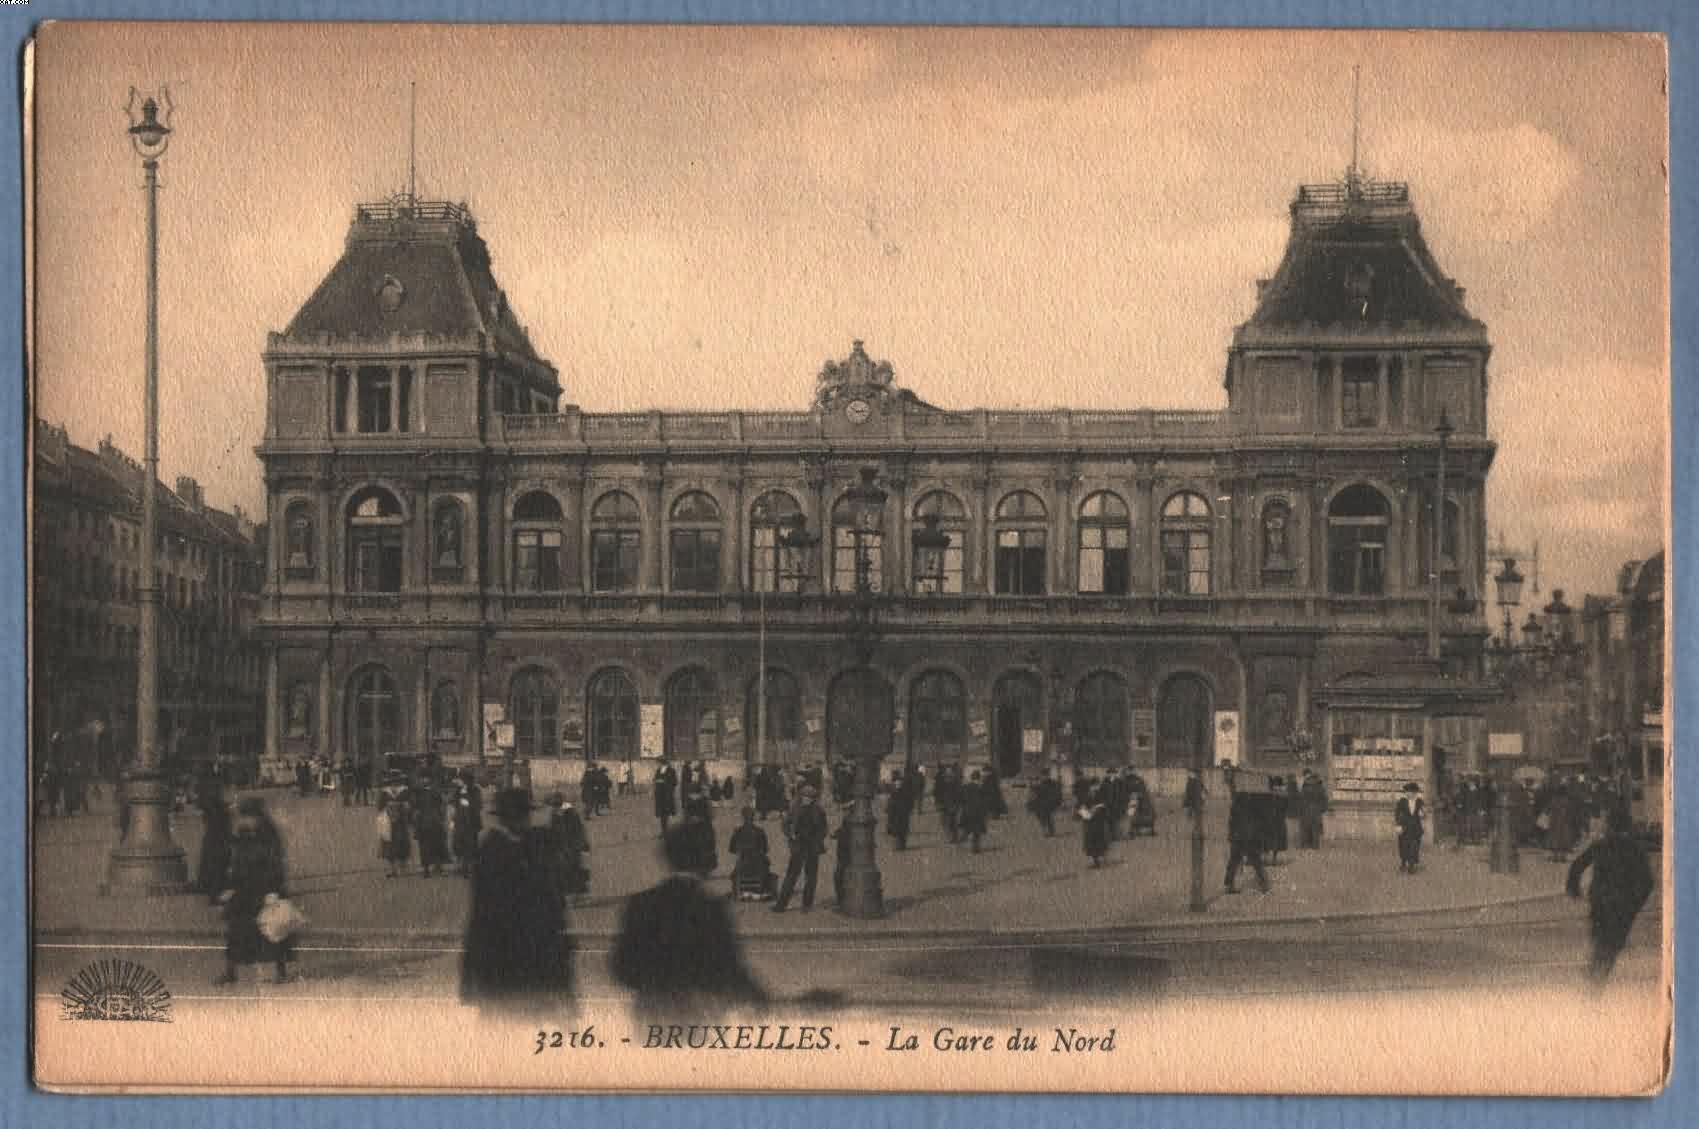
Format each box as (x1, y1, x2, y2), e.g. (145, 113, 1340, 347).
(461, 789, 575, 1016)
(1566, 808, 1655, 986)
(612, 821, 766, 1019)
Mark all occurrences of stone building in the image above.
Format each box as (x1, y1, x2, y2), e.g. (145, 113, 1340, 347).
(1581, 550, 1666, 828)
(32, 420, 266, 778)
(256, 174, 1500, 831)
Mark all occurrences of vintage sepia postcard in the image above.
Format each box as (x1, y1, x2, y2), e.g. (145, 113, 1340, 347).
(27, 22, 1671, 1094)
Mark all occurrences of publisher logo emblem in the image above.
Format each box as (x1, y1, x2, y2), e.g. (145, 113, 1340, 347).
(60, 959, 173, 1022)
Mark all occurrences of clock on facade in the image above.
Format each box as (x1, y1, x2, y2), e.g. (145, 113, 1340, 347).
(845, 399, 872, 424)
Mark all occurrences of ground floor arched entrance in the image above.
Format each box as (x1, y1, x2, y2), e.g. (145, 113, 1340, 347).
(346, 665, 401, 769)
(992, 671, 1043, 778)
(1157, 673, 1212, 769)
(826, 667, 894, 768)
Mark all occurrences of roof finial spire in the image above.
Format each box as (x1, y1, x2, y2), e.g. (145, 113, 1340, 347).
(407, 81, 417, 202)
(1348, 64, 1362, 195)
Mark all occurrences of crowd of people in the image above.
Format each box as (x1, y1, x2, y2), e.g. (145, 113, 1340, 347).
(150, 748, 1656, 1006)
(1439, 770, 1632, 862)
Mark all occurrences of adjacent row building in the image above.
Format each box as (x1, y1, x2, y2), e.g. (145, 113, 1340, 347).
(32, 421, 267, 778)
(255, 168, 1503, 830)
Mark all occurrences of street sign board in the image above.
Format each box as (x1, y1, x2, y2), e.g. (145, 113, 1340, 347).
(1488, 732, 1524, 759)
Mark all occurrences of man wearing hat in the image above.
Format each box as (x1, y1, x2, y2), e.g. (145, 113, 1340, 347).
(772, 784, 828, 913)
(1395, 782, 1427, 874)
(461, 788, 574, 1014)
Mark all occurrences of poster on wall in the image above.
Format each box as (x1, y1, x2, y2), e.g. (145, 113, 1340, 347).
(1213, 710, 1240, 766)
(1022, 727, 1045, 754)
(640, 703, 664, 758)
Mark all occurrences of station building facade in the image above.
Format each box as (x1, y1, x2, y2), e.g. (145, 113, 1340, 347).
(256, 177, 1500, 822)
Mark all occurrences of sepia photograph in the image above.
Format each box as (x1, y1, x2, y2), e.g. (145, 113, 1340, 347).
(26, 22, 1671, 1093)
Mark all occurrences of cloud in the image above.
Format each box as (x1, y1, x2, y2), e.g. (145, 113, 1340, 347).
(1377, 122, 1582, 244)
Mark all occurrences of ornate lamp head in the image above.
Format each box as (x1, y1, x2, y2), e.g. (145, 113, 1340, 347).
(125, 87, 175, 160)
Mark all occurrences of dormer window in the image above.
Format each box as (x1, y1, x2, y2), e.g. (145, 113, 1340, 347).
(1340, 357, 1380, 428)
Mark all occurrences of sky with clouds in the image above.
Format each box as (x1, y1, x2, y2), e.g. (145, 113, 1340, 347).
(31, 24, 1667, 598)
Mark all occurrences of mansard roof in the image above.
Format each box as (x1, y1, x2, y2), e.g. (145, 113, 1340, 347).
(279, 197, 553, 377)
(1237, 176, 1486, 341)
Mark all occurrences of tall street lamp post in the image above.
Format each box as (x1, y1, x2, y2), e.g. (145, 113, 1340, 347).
(107, 89, 189, 893)
(1490, 556, 1525, 874)
(840, 467, 889, 919)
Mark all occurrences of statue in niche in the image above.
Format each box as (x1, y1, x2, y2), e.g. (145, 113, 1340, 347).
(286, 684, 312, 738)
(1262, 502, 1290, 566)
(435, 505, 462, 568)
(286, 510, 314, 569)
(433, 684, 461, 739)
(1261, 688, 1291, 747)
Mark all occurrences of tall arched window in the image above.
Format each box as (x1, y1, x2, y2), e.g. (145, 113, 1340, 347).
(908, 669, 967, 768)
(510, 667, 559, 759)
(745, 668, 802, 764)
(591, 491, 642, 592)
(431, 680, 462, 741)
(1328, 484, 1390, 596)
(284, 500, 316, 576)
(511, 490, 564, 592)
(347, 665, 400, 764)
(432, 499, 465, 582)
(750, 491, 804, 593)
(1075, 671, 1130, 766)
(587, 668, 640, 760)
(1160, 492, 1212, 595)
(668, 491, 722, 592)
(1077, 491, 1130, 594)
(665, 667, 720, 760)
(994, 490, 1048, 595)
(346, 488, 403, 593)
(832, 490, 884, 593)
(911, 491, 966, 594)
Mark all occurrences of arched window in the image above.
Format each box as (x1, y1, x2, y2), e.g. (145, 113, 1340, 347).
(908, 669, 967, 768)
(431, 681, 462, 741)
(668, 491, 722, 592)
(1077, 491, 1130, 594)
(665, 667, 720, 760)
(432, 499, 465, 581)
(284, 500, 316, 576)
(1075, 672, 1130, 766)
(994, 490, 1048, 595)
(346, 488, 403, 593)
(510, 667, 559, 759)
(347, 666, 400, 764)
(1328, 484, 1390, 596)
(911, 491, 966, 594)
(591, 491, 642, 593)
(831, 490, 884, 594)
(1260, 497, 1295, 586)
(745, 668, 802, 763)
(750, 491, 805, 593)
(587, 668, 640, 761)
(512, 490, 564, 592)
(1160, 492, 1212, 595)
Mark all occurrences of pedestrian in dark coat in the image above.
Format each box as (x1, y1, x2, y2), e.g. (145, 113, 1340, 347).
(460, 789, 574, 1016)
(214, 798, 291, 985)
(380, 781, 412, 878)
(1265, 777, 1290, 863)
(1183, 769, 1206, 821)
(654, 763, 678, 837)
(338, 759, 356, 806)
(452, 775, 483, 876)
(938, 767, 962, 842)
(886, 772, 915, 849)
(1030, 772, 1063, 836)
(1566, 809, 1656, 984)
(959, 771, 990, 852)
(729, 807, 775, 899)
(1546, 787, 1575, 861)
(354, 759, 372, 806)
(772, 786, 828, 912)
(549, 798, 591, 898)
(612, 823, 767, 1019)
(1395, 783, 1427, 873)
(195, 794, 234, 905)
(1082, 796, 1111, 867)
(1298, 771, 1327, 848)
(1224, 790, 1271, 894)
(986, 768, 1008, 818)
(413, 784, 450, 877)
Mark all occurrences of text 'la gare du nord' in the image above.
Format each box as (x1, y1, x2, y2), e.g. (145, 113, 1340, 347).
(629, 1024, 1117, 1053)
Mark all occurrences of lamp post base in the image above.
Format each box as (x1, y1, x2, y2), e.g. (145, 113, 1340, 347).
(102, 770, 189, 896)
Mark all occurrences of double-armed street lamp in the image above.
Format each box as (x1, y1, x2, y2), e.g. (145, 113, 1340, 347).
(107, 89, 189, 893)
(837, 467, 891, 918)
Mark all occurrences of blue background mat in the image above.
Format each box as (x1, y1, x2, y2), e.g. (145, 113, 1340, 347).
(3, 1, 1692, 1125)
